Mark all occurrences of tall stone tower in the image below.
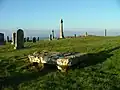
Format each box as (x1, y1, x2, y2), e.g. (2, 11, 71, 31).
(60, 19, 64, 38)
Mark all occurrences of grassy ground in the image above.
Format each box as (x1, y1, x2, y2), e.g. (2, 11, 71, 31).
(1, 36, 120, 90)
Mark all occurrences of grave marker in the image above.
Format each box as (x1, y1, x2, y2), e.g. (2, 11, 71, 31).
(0, 33, 5, 45)
(11, 32, 16, 45)
(14, 29, 24, 49)
(33, 37, 36, 43)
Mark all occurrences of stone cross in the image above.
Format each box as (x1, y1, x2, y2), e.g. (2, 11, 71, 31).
(14, 29, 24, 49)
(33, 37, 36, 43)
(0, 33, 5, 45)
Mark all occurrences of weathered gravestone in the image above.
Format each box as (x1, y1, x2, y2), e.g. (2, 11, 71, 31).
(24, 38, 26, 42)
(14, 29, 24, 49)
(26, 37, 29, 42)
(7, 36, 9, 42)
(52, 30, 54, 39)
(33, 37, 36, 43)
(0, 33, 5, 45)
(74, 34, 76, 38)
(49, 34, 52, 41)
(37, 37, 39, 41)
(11, 32, 16, 45)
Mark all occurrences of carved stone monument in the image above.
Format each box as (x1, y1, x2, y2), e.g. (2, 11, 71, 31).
(60, 19, 64, 38)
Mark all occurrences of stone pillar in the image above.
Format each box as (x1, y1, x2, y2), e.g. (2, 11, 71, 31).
(60, 19, 64, 38)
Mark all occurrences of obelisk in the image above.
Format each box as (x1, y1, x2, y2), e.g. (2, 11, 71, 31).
(60, 19, 64, 38)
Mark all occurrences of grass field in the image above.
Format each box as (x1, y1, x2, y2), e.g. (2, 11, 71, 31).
(1, 36, 120, 90)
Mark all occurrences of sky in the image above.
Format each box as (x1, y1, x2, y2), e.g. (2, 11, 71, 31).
(0, 0, 120, 37)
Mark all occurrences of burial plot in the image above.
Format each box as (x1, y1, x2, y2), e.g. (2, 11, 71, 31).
(14, 29, 24, 49)
(11, 32, 16, 45)
(0, 33, 5, 45)
(33, 37, 36, 43)
(28, 51, 87, 72)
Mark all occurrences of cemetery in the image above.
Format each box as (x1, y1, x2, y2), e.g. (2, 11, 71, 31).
(0, 30, 120, 89)
(0, 19, 120, 89)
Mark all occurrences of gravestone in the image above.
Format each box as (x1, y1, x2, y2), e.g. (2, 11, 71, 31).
(0, 33, 5, 45)
(49, 34, 52, 40)
(74, 34, 76, 38)
(7, 36, 9, 42)
(24, 38, 26, 42)
(14, 29, 24, 49)
(37, 37, 39, 41)
(11, 32, 16, 45)
(52, 30, 54, 39)
(33, 37, 36, 43)
(85, 32, 88, 37)
(27, 37, 29, 42)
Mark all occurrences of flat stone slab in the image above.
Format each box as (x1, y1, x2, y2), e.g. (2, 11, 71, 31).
(28, 51, 87, 66)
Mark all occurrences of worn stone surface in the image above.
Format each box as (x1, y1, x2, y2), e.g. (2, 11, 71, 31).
(24, 38, 26, 42)
(33, 37, 36, 43)
(11, 32, 16, 45)
(52, 30, 54, 39)
(14, 29, 24, 49)
(28, 51, 86, 72)
(7, 36, 9, 42)
(0, 33, 5, 45)
(49, 34, 52, 40)
(27, 37, 29, 42)
(37, 37, 39, 41)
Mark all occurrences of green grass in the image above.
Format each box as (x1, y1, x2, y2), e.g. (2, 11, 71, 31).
(1, 36, 120, 90)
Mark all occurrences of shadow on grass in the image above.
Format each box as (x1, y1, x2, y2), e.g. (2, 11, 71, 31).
(71, 46, 120, 70)
(1, 46, 120, 90)
(0, 64, 57, 90)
